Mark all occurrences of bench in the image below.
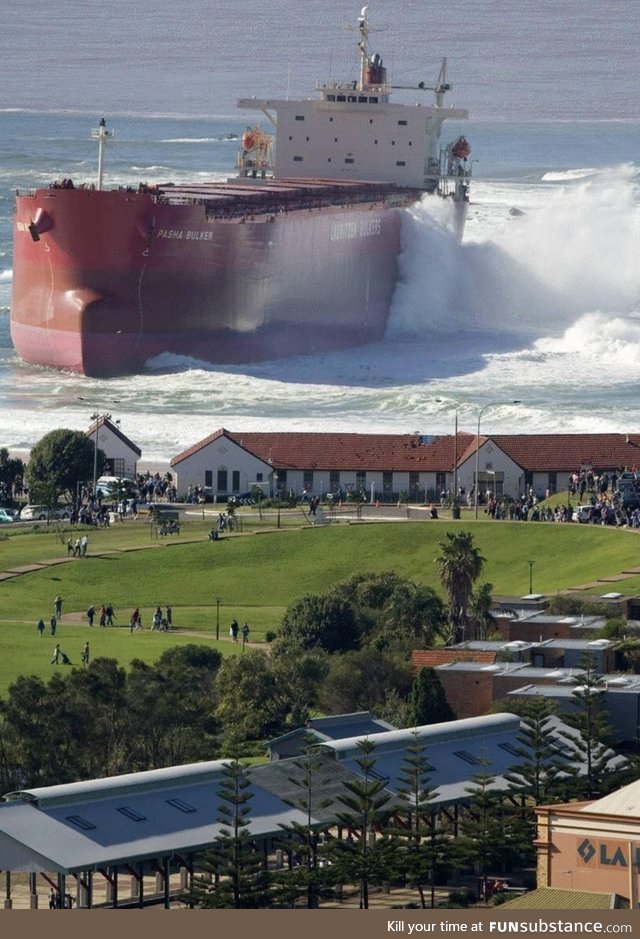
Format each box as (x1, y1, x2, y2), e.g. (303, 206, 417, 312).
(151, 509, 181, 537)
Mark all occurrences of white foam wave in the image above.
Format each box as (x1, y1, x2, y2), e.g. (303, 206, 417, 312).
(541, 168, 597, 181)
(0, 270, 11, 281)
(389, 164, 640, 341)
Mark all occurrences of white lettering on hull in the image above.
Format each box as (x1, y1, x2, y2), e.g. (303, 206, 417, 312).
(330, 217, 382, 241)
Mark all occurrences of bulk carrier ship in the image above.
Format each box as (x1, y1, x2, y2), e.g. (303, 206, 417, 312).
(10, 5, 471, 377)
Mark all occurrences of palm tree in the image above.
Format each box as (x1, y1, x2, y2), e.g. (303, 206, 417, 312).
(435, 531, 485, 645)
(469, 582, 496, 640)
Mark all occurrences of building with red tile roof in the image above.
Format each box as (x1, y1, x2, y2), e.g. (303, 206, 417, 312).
(169, 429, 640, 502)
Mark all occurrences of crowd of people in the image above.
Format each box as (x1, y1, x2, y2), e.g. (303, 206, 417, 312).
(467, 465, 640, 527)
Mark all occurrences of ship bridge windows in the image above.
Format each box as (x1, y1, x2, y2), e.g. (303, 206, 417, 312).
(295, 115, 305, 121)
(369, 96, 379, 103)
(337, 95, 346, 102)
(398, 120, 408, 125)
(347, 95, 357, 102)
(358, 96, 367, 103)
(345, 158, 354, 164)
(293, 156, 303, 162)
(396, 161, 406, 166)
(327, 95, 336, 102)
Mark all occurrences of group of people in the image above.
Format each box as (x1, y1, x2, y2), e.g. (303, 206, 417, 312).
(66, 534, 89, 557)
(128, 605, 172, 632)
(85, 604, 115, 626)
(229, 618, 250, 646)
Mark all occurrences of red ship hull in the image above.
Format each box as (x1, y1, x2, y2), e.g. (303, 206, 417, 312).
(10, 182, 428, 377)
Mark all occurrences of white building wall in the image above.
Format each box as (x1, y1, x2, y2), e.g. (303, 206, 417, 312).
(93, 427, 138, 479)
(173, 440, 272, 497)
(458, 443, 524, 500)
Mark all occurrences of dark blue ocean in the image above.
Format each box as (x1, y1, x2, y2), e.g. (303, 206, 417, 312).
(0, 0, 639, 460)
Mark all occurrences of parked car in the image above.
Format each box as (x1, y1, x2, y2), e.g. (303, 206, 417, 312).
(0, 508, 16, 523)
(95, 476, 138, 499)
(20, 504, 71, 521)
(573, 506, 592, 524)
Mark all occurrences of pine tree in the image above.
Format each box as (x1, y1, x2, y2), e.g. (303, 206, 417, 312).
(274, 745, 335, 908)
(190, 759, 270, 908)
(327, 738, 397, 909)
(409, 668, 455, 725)
(389, 732, 447, 908)
(456, 767, 507, 901)
(562, 653, 616, 798)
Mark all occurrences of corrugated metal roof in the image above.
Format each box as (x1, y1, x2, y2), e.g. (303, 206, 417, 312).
(580, 777, 640, 818)
(500, 888, 628, 909)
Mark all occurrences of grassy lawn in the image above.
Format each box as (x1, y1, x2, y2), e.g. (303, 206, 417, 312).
(1, 511, 639, 695)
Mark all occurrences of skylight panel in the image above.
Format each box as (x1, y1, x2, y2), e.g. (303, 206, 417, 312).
(116, 806, 147, 822)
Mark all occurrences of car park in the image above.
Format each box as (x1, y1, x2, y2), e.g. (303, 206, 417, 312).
(20, 504, 71, 521)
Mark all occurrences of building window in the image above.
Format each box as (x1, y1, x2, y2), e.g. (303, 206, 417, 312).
(256, 473, 263, 482)
(303, 470, 314, 491)
(382, 471, 393, 494)
(548, 471, 557, 493)
(217, 468, 228, 492)
(396, 161, 406, 166)
(409, 471, 420, 495)
(477, 472, 504, 497)
(112, 458, 125, 476)
(330, 470, 340, 491)
(205, 470, 212, 488)
(293, 156, 303, 162)
(436, 472, 447, 495)
(232, 470, 240, 493)
(356, 470, 366, 491)
(398, 119, 407, 125)
(295, 115, 305, 121)
(345, 158, 354, 164)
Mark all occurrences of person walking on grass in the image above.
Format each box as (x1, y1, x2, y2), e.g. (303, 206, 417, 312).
(37, 619, 45, 637)
(54, 595, 63, 619)
(51, 643, 61, 664)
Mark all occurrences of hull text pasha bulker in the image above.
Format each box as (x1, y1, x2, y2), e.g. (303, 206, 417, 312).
(11, 5, 471, 377)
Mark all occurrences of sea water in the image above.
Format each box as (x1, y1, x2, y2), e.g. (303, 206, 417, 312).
(0, 0, 639, 460)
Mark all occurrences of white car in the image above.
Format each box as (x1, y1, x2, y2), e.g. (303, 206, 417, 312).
(95, 476, 138, 498)
(20, 504, 71, 521)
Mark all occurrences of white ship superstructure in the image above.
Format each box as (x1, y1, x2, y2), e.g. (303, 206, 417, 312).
(237, 4, 471, 198)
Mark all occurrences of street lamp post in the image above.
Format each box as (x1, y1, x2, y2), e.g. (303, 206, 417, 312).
(215, 597, 221, 640)
(435, 399, 458, 508)
(528, 560, 535, 595)
(474, 401, 522, 519)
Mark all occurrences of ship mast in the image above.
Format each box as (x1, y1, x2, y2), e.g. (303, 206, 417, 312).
(357, 5, 370, 91)
(91, 118, 115, 191)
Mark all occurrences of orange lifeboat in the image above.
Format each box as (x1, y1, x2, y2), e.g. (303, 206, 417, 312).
(242, 130, 257, 151)
(451, 136, 471, 160)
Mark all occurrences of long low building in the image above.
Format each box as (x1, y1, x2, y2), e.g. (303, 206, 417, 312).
(169, 428, 640, 503)
(0, 712, 614, 908)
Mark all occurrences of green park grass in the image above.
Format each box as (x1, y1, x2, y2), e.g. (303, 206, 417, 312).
(1, 508, 640, 696)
